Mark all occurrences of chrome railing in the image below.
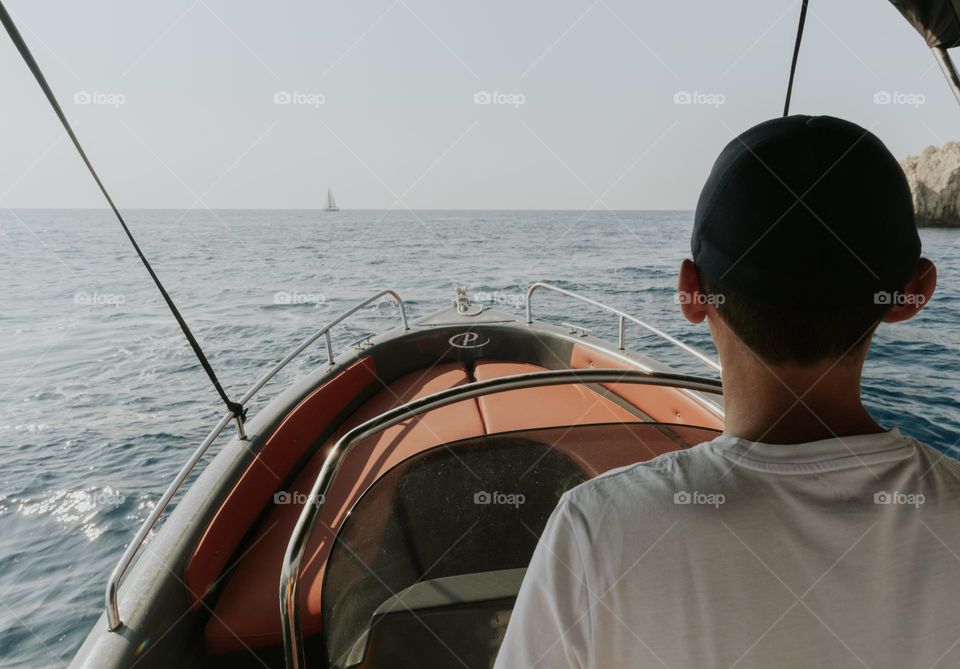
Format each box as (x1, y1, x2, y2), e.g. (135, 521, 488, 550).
(933, 46, 960, 106)
(280, 367, 723, 669)
(525, 282, 722, 373)
(105, 290, 408, 631)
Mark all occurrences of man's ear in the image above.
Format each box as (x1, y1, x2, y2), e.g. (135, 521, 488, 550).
(678, 259, 709, 324)
(882, 258, 937, 324)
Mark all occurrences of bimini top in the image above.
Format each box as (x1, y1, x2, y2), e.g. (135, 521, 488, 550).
(890, 0, 960, 48)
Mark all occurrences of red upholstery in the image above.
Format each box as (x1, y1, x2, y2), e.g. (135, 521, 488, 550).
(200, 351, 722, 655)
(570, 345, 723, 430)
(473, 361, 639, 433)
(525, 423, 714, 478)
(204, 363, 484, 654)
(184, 357, 378, 608)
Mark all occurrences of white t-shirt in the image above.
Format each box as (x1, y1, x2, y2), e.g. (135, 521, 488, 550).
(495, 429, 960, 669)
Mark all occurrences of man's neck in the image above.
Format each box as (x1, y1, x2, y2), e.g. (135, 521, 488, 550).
(719, 352, 885, 445)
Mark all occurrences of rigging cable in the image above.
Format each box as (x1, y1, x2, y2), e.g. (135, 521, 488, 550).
(0, 1, 248, 437)
(783, 0, 810, 116)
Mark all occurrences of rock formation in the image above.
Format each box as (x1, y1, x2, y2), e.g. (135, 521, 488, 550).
(900, 143, 960, 227)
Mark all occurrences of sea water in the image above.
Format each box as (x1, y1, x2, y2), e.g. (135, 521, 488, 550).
(0, 208, 957, 667)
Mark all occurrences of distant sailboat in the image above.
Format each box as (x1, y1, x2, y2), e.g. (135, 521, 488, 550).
(325, 188, 339, 212)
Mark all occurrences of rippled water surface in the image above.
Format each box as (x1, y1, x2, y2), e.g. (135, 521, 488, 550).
(0, 209, 957, 667)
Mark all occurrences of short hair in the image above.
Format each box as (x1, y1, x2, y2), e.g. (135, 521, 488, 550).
(698, 272, 890, 365)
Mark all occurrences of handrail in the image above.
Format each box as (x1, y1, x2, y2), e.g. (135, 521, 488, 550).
(933, 46, 960, 107)
(105, 290, 408, 631)
(280, 367, 722, 669)
(525, 282, 721, 373)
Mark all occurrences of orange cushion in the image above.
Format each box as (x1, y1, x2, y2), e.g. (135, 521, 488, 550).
(570, 345, 723, 430)
(184, 357, 377, 609)
(204, 362, 485, 654)
(473, 361, 639, 433)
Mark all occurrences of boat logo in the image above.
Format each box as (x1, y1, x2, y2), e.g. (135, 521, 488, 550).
(449, 331, 490, 349)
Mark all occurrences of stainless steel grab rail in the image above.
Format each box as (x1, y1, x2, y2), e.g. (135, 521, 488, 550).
(933, 46, 960, 106)
(105, 290, 408, 631)
(280, 367, 722, 669)
(525, 282, 721, 373)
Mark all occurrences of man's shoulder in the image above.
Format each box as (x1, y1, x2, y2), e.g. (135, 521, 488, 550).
(915, 439, 960, 470)
(912, 439, 960, 494)
(558, 433, 960, 520)
(562, 439, 723, 514)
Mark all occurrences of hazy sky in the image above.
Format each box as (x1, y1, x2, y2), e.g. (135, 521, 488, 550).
(0, 0, 955, 210)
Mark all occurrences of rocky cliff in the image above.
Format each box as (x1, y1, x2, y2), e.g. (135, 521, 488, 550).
(900, 143, 960, 227)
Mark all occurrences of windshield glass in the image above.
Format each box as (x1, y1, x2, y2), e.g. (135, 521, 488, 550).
(322, 421, 720, 668)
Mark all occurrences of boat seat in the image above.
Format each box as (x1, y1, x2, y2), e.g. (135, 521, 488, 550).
(343, 569, 525, 669)
(204, 355, 704, 656)
(473, 360, 640, 432)
(204, 362, 485, 654)
(545, 422, 705, 476)
(185, 357, 379, 610)
(570, 344, 723, 429)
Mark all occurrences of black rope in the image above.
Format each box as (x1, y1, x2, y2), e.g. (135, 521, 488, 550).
(0, 1, 246, 425)
(783, 0, 809, 116)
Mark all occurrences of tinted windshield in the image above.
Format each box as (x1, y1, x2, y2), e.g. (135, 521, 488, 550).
(322, 422, 719, 668)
